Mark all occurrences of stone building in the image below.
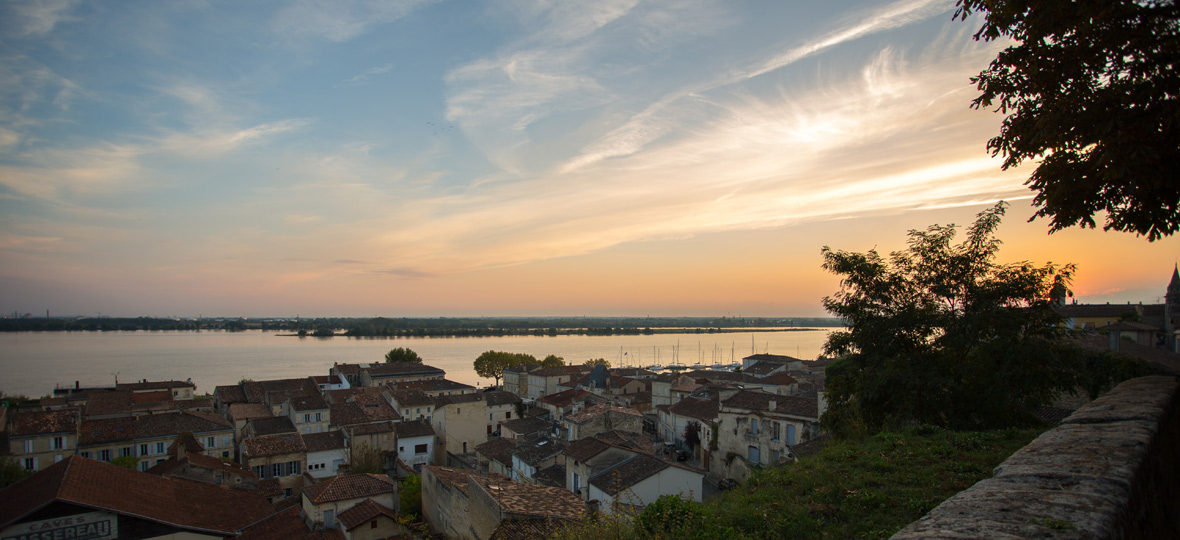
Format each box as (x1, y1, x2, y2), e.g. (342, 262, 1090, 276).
(6, 408, 78, 473)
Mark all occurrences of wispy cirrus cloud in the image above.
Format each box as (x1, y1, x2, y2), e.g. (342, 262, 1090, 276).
(272, 0, 437, 42)
(343, 64, 394, 85)
(4, 0, 79, 37)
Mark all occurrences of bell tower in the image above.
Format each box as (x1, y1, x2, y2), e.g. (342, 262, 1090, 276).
(1166, 265, 1180, 349)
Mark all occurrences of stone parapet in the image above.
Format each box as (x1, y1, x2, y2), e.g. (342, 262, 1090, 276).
(891, 375, 1180, 540)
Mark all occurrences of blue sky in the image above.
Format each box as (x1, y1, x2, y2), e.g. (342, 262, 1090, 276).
(2, 0, 1177, 317)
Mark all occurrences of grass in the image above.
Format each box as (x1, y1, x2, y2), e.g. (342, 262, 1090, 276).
(554, 425, 1047, 540)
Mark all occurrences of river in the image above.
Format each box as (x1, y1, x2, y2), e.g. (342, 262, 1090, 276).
(0, 328, 836, 397)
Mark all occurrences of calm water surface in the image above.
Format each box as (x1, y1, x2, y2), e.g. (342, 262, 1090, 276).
(0, 329, 835, 397)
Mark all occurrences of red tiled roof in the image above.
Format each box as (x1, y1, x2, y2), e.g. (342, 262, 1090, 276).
(78, 417, 136, 445)
(470, 476, 585, 521)
(302, 431, 347, 453)
(301, 474, 395, 504)
(229, 403, 274, 422)
(116, 380, 195, 392)
(0, 456, 273, 535)
(588, 454, 670, 495)
(330, 402, 370, 427)
(243, 433, 307, 458)
(131, 390, 173, 404)
(336, 498, 398, 530)
(537, 388, 591, 408)
(236, 505, 345, 540)
(393, 419, 434, 439)
(490, 518, 573, 540)
(667, 397, 718, 422)
(475, 437, 516, 466)
(10, 409, 78, 437)
(214, 385, 248, 404)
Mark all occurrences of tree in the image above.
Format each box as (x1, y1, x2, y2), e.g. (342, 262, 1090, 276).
(821, 202, 1079, 431)
(400, 473, 422, 517)
(473, 351, 537, 387)
(683, 421, 701, 451)
(109, 455, 139, 470)
(584, 358, 610, 368)
(0, 457, 31, 488)
(385, 347, 424, 364)
(540, 354, 565, 368)
(956, 0, 1180, 240)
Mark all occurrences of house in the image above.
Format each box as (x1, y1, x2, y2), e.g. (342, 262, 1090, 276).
(432, 393, 491, 457)
(213, 384, 249, 413)
(741, 354, 804, 373)
(6, 408, 79, 473)
(559, 365, 646, 398)
(484, 391, 522, 435)
(421, 466, 489, 539)
(536, 388, 604, 421)
(244, 415, 299, 439)
(421, 465, 584, 540)
(502, 364, 541, 397)
(300, 474, 398, 531)
(656, 389, 720, 461)
(525, 366, 593, 401)
(147, 440, 260, 490)
(116, 379, 197, 400)
(310, 374, 350, 392)
(510, 436, 567, 484)
(304, 430, 349, 479)
(234, 506, 342, 540)
(561, 403, 644, 441)
(475, 437, 516, 477)
(586, 454, 704, 514)
(712, 390, 821, 482)
(499, 416, 551, 440)
(289, 395, 331, 434)
(241, 432, 308, 500)
(1099, 321, 1164, 349)
(466, 474, 586, 540)
(384, 389, 435, 422)
(395, 378, 476, 396)
(357, 363, 446, 387)
(227, 402, 273, 451)
(0, 456, 275, 539)
(334, 499, 405, 540)
(78, 410, 235, 471)
(343, 422, 395, 467)
(563, 434, 647, 501)
(394, 419, 435, 472)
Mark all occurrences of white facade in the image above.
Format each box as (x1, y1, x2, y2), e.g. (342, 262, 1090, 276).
(307, 446, 348, 479)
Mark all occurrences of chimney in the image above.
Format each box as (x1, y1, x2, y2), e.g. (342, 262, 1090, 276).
(768, 400, 776, 411)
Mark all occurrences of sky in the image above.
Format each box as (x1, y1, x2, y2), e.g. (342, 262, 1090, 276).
(1, 0, 1177, 319)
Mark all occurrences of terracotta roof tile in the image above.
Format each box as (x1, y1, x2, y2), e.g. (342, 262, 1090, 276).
(243, 432, 307, 458)
(500, 416, 550, 437)
(0, 456, 273, 535)
(512, 436, 567, 467)
(134, 411, 232, 438)
(533, 463, 566, 488)
(588, 454, 669, 495)
(215, 385, 248, 404)
(721, 391, 818, 419)
(10, 409, 79, 437)
(78, 417, 136, 445)
(330, 402, 370, 427)
(563, 403, 642, 424)
(666, 397, 718, 422)
(302, 431, 347, 453)
(82, 391, 133, 417)
(562, 437, 611, 463)
(350, 422, 393, 436)
(336, 498, 398, 530)
(528, 365, 592, 378)
(302, 474, 396, 504)
(475, 437, 516, 466)
(290, 395, 329, 412)
(229, 403, 274, 422)
(484, 391, 522, 407)
(471, 476, 585, 521)
(363, 363, 446, 378)
(236, 505, 344, 540)
(537, 388, 591, 408)
(393, 419, 434, 438)
(490, 518, 573, 540)
(116, 380, 195, 392)
(395, 379, 474, 393)
(247, 416, 298, 437)
(385, 389, 435, 408)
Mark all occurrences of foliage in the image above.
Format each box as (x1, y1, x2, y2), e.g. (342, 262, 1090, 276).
(821, 202, 1078, 431)
(541, 354, 566, 367)
(0, 456, 31, 488)
(473, 351, 538, 386)
(555, 427, 1045, 540)
(109, 455, 139, 470)
(349, 443, 385, 474)
(584, 358, 610, 368)
(400, 473, 422, 517)
(385, 347, 424, 364)
(684, 421, 701, 450)
(956, 0, 1180, 240)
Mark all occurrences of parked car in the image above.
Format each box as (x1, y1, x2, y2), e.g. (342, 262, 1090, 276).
(676, 450, 689, 462)
(718, 478, 739, 490)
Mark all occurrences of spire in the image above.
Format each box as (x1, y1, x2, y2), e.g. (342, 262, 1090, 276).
(1170, 264, 1180, 294)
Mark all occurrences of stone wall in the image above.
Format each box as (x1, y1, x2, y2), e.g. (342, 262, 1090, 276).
(892, 375, 1180, 539)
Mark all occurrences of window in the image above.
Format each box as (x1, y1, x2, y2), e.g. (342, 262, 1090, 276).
(506, 412, 512, 419)
(751, 418, 759, 435)
(52, 436, 66, 450)
(748, 445, 760, 463)
(206, 437, 216, 448)
(303, 414, 311, 423)
(80, 452, 91, 459)
(99, 449, 112, 462)
(371, 521, 378, 529)
(155, 442, 165, 454)
(121, 447, 132, 457)
(272, 463, 282, 477)
(140, 444, 149, 456)
(22, 458, 36, 470)
(315, 412, 322, 422)
(223, 451, 230, 459)
(23, 440, 32, 454)
(414, 444, 428, 455)
(253, 465, 266, 479)
(139, 461, 150, 472)
(772, 422, 781, 441)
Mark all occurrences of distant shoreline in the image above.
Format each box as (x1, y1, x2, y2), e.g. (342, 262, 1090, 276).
(275, 327, 830, 338)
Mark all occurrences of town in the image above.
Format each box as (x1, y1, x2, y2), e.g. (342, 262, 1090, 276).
(0, 350, 827, 539)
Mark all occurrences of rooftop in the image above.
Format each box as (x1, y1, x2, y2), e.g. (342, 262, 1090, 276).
(393, 419, 435, 439)
(471, 476, 586, 521)
(336, 498, 398, 531)
(301, 473, 396, 504)
(588, 454, 670, 495)
(500, 416, 551, 436)
(243, 432, 307, 458)
(0, 456, 274, 535)
(302, 430, 347, 453)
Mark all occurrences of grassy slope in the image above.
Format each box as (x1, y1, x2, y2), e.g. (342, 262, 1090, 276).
(559, 426, 1047, 540)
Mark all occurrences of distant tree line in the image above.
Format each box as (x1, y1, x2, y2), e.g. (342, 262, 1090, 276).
(1, 316, 842, 333)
